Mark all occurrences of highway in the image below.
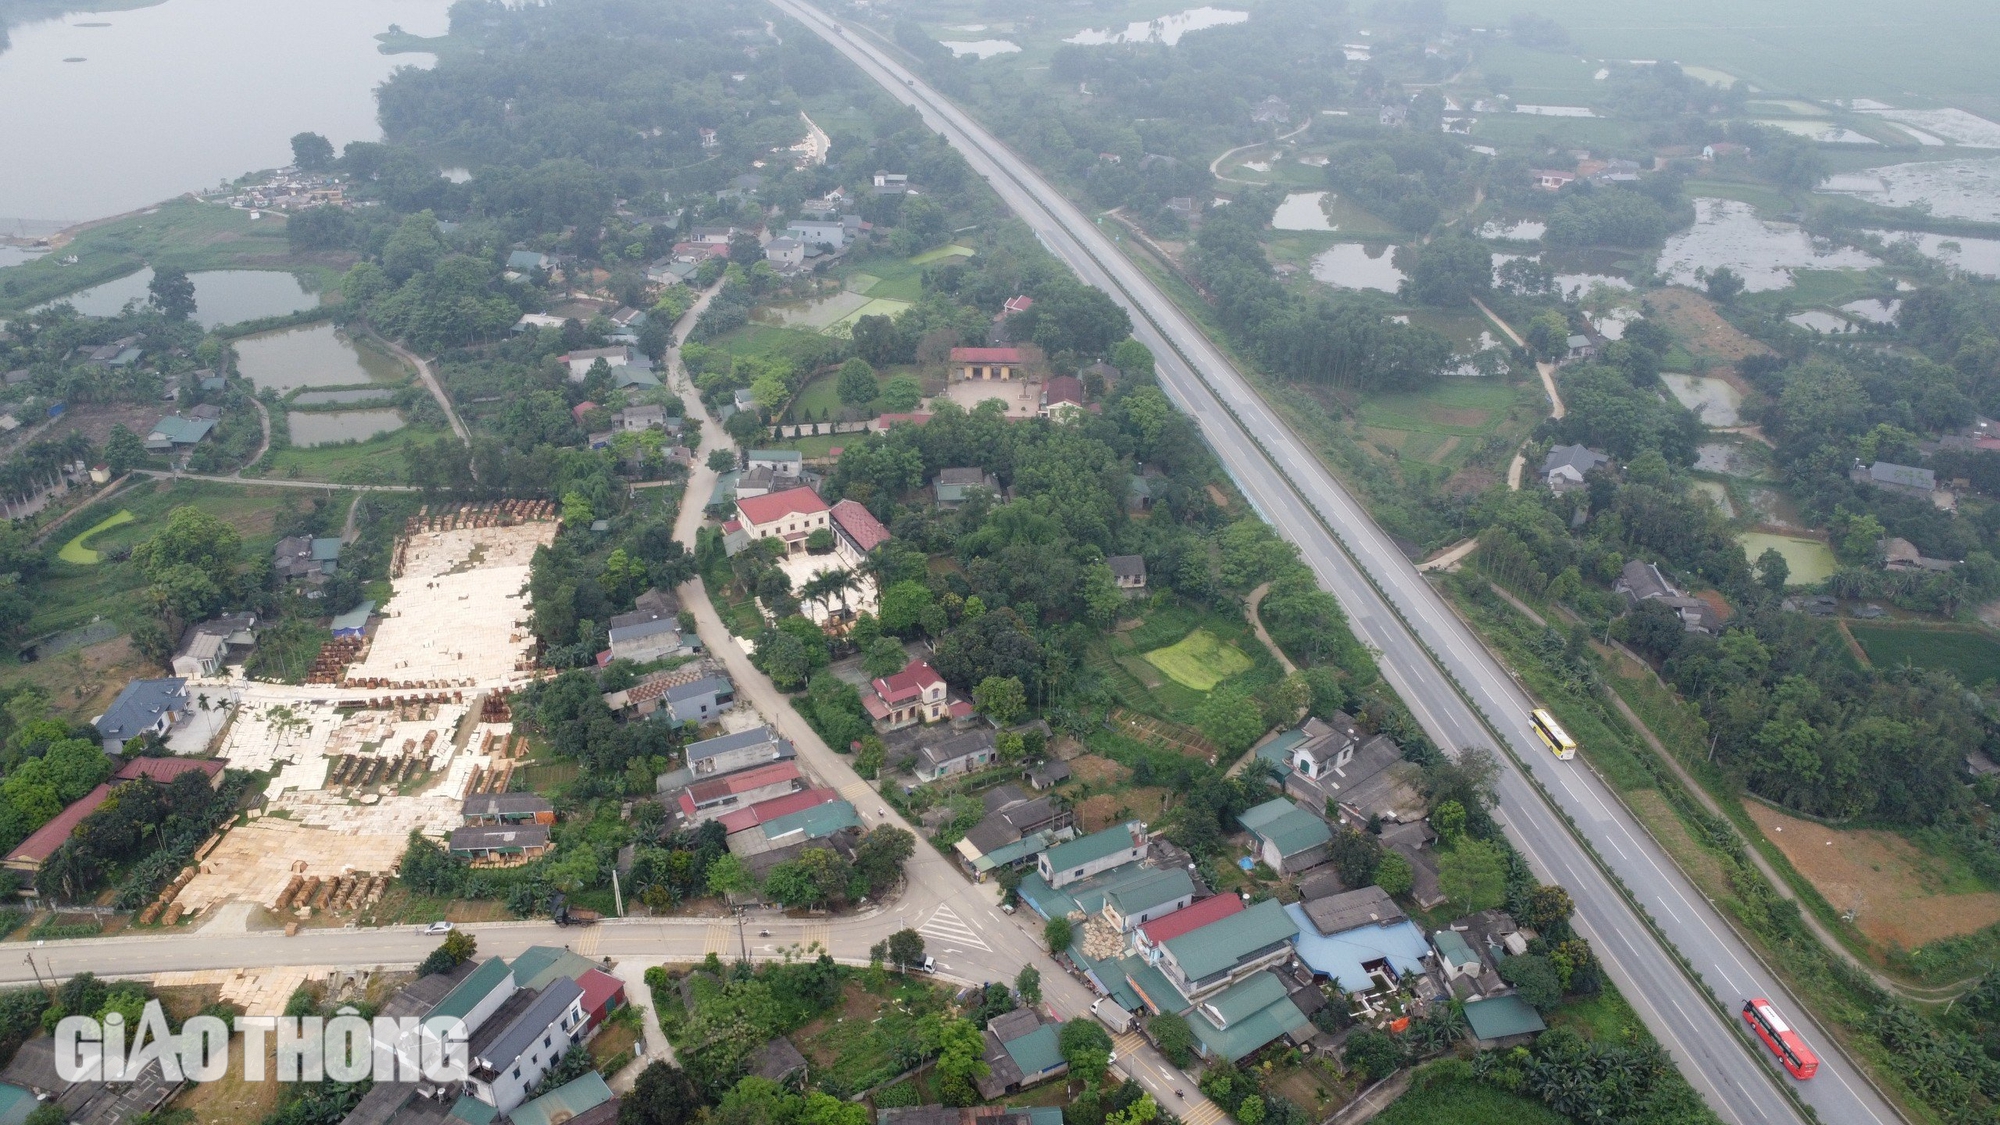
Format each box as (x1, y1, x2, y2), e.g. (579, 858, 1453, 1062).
(768, 4, 1901, 1124)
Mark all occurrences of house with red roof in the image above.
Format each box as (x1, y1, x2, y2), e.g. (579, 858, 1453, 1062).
(1134, 893, 1247, 958)
(863, 658, 951, 734)
(951, 347, 1024, 381)
(735, 486, 830, 554)
(716, 788, 839, 834)
(1041, 375, 1086, 422)
(114, 756, 224, 788)
(5, 783, 113, 876)
(830, 499, 891, 557)
(676, 761, 803, 824)
(576, 968, 627, 1032)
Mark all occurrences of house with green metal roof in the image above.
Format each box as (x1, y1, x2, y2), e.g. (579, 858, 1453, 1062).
(446, 1095, 500, 1125)
(1238, 798, 1333, 875)
(1121, 954, 1191, 1015)
(1158, 897, 1299, 1000)
(431, 957, 517, 1027)
(510, 945, 599, 992)
(1101, 867, 1196, 932)
(1432, 929, 1482, 980)
(974, 1008, 1070, 1099)
(1464, 994, 1546, 1047)
(759, 798, 859, 844)
(1183, 970, 1310, 1062)
(1037, 820, 1147, 888)
(507, 1071, 615, 1125)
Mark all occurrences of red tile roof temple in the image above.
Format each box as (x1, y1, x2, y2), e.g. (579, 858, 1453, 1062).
(872, 659, 945, 705)
(737, 486, 829, 525)
(831, 499, 891, 553)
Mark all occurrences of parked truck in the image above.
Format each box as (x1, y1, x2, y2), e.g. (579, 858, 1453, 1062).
(1092, 997, 1134, 1033)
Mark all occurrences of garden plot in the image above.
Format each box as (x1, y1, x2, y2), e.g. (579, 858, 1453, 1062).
(1143, 628, 1253, 691)
(350, 521, 556, 686)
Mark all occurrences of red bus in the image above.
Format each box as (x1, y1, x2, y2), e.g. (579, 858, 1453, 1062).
(1743, 998, 1819, 1079)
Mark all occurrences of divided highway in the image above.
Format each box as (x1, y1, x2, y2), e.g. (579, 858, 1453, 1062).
(772, 4, 1900, 1123)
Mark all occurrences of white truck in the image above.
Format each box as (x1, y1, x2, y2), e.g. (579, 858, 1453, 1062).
(1091, 997, 1134, 1033)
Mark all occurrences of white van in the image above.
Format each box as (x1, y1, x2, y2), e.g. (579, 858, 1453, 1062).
(1091, 997, 1133, 1033)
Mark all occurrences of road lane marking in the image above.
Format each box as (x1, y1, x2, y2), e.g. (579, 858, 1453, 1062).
(918, 905, 991, 951)
(702, 922, 734, 957)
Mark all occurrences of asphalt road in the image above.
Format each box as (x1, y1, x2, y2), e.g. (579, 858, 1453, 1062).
(768, 4, 1900, 1124)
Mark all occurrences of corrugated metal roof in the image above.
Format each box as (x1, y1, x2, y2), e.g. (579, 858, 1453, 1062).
(1162, 898, 1298, 981)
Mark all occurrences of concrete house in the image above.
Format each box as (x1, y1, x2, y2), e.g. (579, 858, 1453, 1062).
(560, 346, 653, 382)
(864, 658, 950, 733)
(746, 450, 804, 477)
(913, 728, 997, 783)
(1040, 375, 1086, 421)
(1852, 459, 1937, 498)
(1237, 798, 1333, 874)
(786, 219, 849, 250)
(1614, 559, 1722, 635)
(607, 616, 684, 663)
(617, 404, 668, 431)
(462, 793, 555, 826)
(171, 612, 256, 677)
(677, 761, 803, 824)
(1156, 897, 1300, 1001)
(951, 347, 1023, 381)
(1106, 555, 1147, 590)
(1101, 867, 1197, 933)
(466, 976, 587, 1114)
(1038, 821, 1147, 889)
(765, 238, 805, 268)
(93, 677, 189, 753)
(449, 824, 551, 862)
(1133, 893, 1244, 960)
(686, 725, 796, 778)
(973, 1009, 1068, 1100)
(935, 467, 1001, 507)
(735, 487, 830, 553)
(1285, 887, 1429, 992)
(830, 499, 892, 558)
(1541, 444, 1609, 493)
(662, 675, 735, 725)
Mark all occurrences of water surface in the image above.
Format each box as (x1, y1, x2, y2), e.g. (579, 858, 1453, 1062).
(234, 324, 406, 393)
(44, 268, 316, 327)
(0, 0, 451, 224)
(1657, 198, 1879, 292)
(1064, 7, 1247, 45)
(1736, 532, 1835, 585)
(1310, 243, 1404, 292)
(287, 408, 405, 447)
(1867, 229, 2000, 278)
(1817, 157, 2000, 223)
(939, 40, 1020, 58)
(1661, 374, 1743, 426)
(1271, 192, 1335, 232)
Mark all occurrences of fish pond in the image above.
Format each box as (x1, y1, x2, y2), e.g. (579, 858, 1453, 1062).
(233, 324, 407, 393)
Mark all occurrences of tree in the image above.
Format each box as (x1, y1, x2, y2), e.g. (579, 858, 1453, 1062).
(729, 232, 764, 266)
(1523, 884, 1575, 932)
(1756, 547, 1790, 592)
(931, 1017, 989, 1107)
(1343, 1028, 1402, 1080)
(1524, 311, 1571, 362)
(879, 375, 923, 412)
(973, 676, 1027, 727)
(878, 580, 934, 635)
(1044, 916, 1073, 953)
(852, 826, 915, 893)
(705, 853, 756, 898)
(1149, 1012, 1195, 1066)
(1375, 850, 1414, 897)
(1401, 236, 1492, 306)
(1015, 965, 1041, 1006)
(148, 267, 196, 321)
(836, 358, 879, 407)
(132, 506, 239, 587)
(885, 927, 926, 970)
(1195, 685, 1266, 754)
(290, 131, 335, 170)
(707, 449, 737, 472)
(1058, 1018, 1113, 1083)
(1499, 953, 1563, 1012)
(1706, 266, 1745, 304)
(621, 1062, 701, 1125)
(863, 637, 910, 678)
(1235, 1096, 1265, 1125)
(102, 425, 146, 475)
(1431, 799, 1466, 845)
(1438, 839, 1508, 913)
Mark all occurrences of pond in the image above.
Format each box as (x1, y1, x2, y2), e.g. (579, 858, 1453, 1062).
(286, 408, 405, 447)
(0, 246, 46, 269)
(1310, 243, 1404, 292)
(43, 268, 317, 328)
(1737, 532, 1836, 585)
(1840, 297, 1902, 324)
(1592, 307, 1639, 340)
(234, 324, 406, 393)
(1064, 6, 1247, 46)
(1657, 198, 1880, 292)
(1690, 479, 1735, 518)
(1787, 310, 1855, 334)
(939, 40, 1020, 58)
(1867, 229, 2000, 278)
(1696, 441, 1756, 476)
(293, 387, 396, 405)
(1817, 157, 2000, 223)
(1272, 192, 1336, 231)
(1477, 219, 1546, 241)
(0, 0, 452, 225)
(1661, 374, 1744, 426)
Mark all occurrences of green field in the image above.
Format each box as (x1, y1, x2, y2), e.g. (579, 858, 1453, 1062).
(1374, 1074, 1566, 1125)
(907, 244, 975, 266)
(1355, 378, 1539, 467)
(1735, 532, 1836, 585)
(1851, 623, 2000, 686)
(1143, 628, 1255, 691)
(56, 510, 135, 565)
(247, 422, 449, 485)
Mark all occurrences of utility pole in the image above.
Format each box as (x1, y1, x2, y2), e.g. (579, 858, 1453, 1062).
(611, 870, 623, 918)
(734, 905, 749, 964)
(22, 953, 47, 998)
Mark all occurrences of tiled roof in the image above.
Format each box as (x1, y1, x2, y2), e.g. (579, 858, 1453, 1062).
(737, 486, 828, 526)
(717, 788, 838, 834)
(831, 499, 891, 553)
(5, 783, 112, 865)
(686, 761, 800, 803)
(872, 659, 944, 704)
(950, 347, 1025, 362)
(114, 757, 222, 784)
(1138, 893, 1244, 946)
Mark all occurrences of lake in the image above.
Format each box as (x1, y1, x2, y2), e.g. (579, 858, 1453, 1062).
(1657, 198, 1879, 292)
(293, 388, 396, 405)
(1272, 192, 1335, 232)
(1311, 243, 1404, 292)
(1737, 532, 1836, 585)
(44, 268, 317, 328)
(1662, 374, 1744, 426)
(1787, 310, 1855, 334)
(1867, 229, 2000, 278)
(1064, 7, 1247, 46)
(1477, 219, 1546, 241)
(0, 246, 46, 269)
(287, 408, 405, 447)
(0, 0, 451, 227)
(1691, 479, 1735, 518)
(1816, 157, 2000, 224)
(234, 324, 406, 393)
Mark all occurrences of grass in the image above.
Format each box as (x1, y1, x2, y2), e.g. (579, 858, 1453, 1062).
(56, 509, 135, 565)
(1094, 599, 1282, 723)
(784, 372, 872, 422)
(1373, 1073, 1566, 1125)
(907, 243, 975, 265)
(1142, 628, 1255, 691)
(1849, 622, 2000, 686)
(247, 422, 448, 484)
(0, 198, 346, 315)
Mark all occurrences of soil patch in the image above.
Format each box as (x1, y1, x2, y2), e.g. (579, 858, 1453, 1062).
(1075, 786, 1171, 833)
(1066, 754, 1131, 786)
(1645, 287, 1775, 365)
(1749, 802, 2000, 949)
(1424, 406, 1492, 427)
(32, 401, 166, 452)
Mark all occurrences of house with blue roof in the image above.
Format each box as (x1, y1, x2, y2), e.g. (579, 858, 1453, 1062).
(1284, 887, 1429, 994)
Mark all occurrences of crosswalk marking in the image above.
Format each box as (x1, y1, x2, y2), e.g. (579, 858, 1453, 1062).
(917, 904, 991, 951)
(702, 921, 735, 957)
(840, 782, 876, 805)
(1113, 1031, 1145, 1056)
(1180, 1101, 1227, 1125)
(573, 927, 601, 957)
(798, 922, 831, 955)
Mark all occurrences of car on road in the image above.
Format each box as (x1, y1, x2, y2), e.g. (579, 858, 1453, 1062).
(919, 956, 936, 973)
(420, 921, 454, 935)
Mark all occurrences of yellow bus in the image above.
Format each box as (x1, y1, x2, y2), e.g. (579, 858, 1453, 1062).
(1530, 708, 1577, 760)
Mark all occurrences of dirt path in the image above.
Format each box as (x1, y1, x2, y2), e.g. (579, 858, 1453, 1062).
(133, 469, 413, 492)
(1834, 619, 1872, 667)
(234, 397, 271, 476)
(1472, 297, 1564, 420)
(373, 332, 468, 445)
(1416, 537, 1478, 573)
(1208, 120, 1312, 186)
(1328, 1071, 1411, 1125)
(1244, 581, 1295, 674)
(1507, 447, 1526, 490)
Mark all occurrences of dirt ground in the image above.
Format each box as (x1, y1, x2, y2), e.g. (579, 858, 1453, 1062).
(1065, 754, 1131, 786)
(792, 982, 887, 1069)
(1075, 785, 1171, 833)
(5, 635, 149, 725)
(1749, 802, 2000, 949)
(15, 401, 162, 454)
(1645, 287, 1776, 369)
